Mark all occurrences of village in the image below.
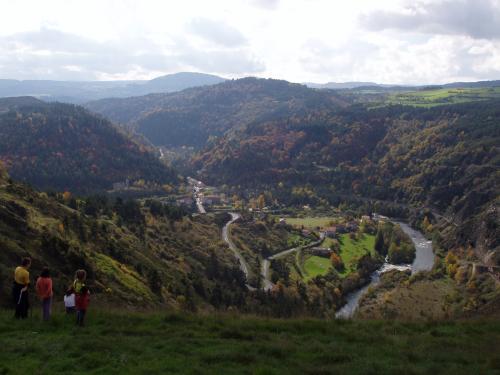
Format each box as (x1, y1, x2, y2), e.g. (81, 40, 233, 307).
(177, 178, 382, 289)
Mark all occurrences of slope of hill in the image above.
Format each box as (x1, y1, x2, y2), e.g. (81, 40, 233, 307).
(85, 77, 348, 148)
(0, 98, 177, 192)
(1, 309, 499, 375)
(0, 72, 225, 103)
(0, 167, 248, 309)
(0, 169, 379, 318)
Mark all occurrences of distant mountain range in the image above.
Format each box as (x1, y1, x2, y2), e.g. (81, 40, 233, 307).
(0, 72, 226, 103)
(2, 72, 500, 104)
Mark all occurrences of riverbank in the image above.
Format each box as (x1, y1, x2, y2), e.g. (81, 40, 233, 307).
(1, 309, 499, 374)
(336, 219, 435, 318)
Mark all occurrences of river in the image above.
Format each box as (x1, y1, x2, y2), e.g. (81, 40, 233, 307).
(335, 220, 434, 319)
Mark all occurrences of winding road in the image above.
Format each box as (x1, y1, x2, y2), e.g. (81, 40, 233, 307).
(221, 213, 325, 292)
(222, 213, 256, 290)
(260, 235, 325, 291)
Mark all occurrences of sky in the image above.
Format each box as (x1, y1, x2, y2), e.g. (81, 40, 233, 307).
(0, 0, 499, 84)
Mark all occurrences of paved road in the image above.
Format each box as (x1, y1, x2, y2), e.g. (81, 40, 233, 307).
(261, 259, 274, 291)
(222, 213, 256, 290)
(261, 234, 325, 291)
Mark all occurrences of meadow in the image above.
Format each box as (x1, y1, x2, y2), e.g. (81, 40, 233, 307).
(285, 217, 337, 229)
(321, 233, 376, 276)
(0, 309, 499, 374)
(385, 87, 500, 107)
(303, 255, 331, 280)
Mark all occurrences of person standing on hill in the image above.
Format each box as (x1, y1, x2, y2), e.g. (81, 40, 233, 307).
(35, 267, 53, 321)
(75, 286, 90, 326)
(64, 287, 76, 314)
(73, 269, 86, 293)
(13, 257, 31, 319)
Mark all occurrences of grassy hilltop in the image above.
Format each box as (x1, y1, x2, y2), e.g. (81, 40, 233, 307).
(0, 309, 499, 375)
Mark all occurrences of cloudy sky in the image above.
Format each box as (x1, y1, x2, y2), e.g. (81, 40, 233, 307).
(1, 0, 499, 84)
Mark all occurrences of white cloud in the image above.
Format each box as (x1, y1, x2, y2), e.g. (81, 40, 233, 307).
(361, 0, 500, 39)
(0, 0, 498, 83)
(187, 18, 249, 47)
(249, 0, 280, 10)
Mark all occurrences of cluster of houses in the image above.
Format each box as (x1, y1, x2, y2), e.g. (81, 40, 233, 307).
(176, 184, 227, 208)
(176, 195, 225, 207)
(323, 216, 373, 238)
(308, 247, 333, 257)
(176, 196, 194, 206)
(279, 215, 375, 241)
(112, 179, 130, 191)
(323, 221, 359, 238)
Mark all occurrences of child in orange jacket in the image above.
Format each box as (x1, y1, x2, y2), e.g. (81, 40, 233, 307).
(35, 267, 53, 321)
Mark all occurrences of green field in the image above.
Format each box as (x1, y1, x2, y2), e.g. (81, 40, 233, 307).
(0, 310, 499, 374)
(385, 87, 500, 107)
(304, 255, 332, 280)
(285, 217, 337, 229)
(334, 233, 376, 276)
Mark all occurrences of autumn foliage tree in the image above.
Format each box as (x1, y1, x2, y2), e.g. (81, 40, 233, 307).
(445, 251, 459, 278)
(257, 194, 266, 210)
(330, 252, 344, 271)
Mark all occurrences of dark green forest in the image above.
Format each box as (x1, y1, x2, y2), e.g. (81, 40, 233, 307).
(0, 98, 177, 193)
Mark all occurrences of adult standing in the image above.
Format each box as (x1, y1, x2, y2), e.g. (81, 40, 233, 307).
(13, 257, 31, 319)
(36, 267, 53, 321)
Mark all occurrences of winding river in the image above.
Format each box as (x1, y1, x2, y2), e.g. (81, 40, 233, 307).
(335, 220, 434, 319)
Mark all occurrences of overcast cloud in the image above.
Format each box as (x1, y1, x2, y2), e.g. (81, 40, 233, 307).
(361, 0, 500, 39)
(187, 18, 249, 47)
(0, 0, 499, 84)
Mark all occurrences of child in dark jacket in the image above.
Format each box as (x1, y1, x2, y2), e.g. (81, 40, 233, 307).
(75, 286, 90, 326)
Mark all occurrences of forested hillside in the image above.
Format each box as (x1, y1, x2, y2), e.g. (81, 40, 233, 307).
(0, 165, 250, 310)
(192, 101, 499, 264)
(0, 98, 177, 192)
(86, 79, 498, 266)
(86, 78, 348, 148)
(0, 168, 381, 317)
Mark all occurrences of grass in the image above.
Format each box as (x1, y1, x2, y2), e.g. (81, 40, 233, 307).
(336, 233, 376, 276)
(285, 217, 337, 230)
(304, 256, 331, 280)
(0, 309, 499, 374)
(358, 277, 457, 320)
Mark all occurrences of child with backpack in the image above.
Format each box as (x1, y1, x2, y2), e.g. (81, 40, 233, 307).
(73, 269, 86, 293)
